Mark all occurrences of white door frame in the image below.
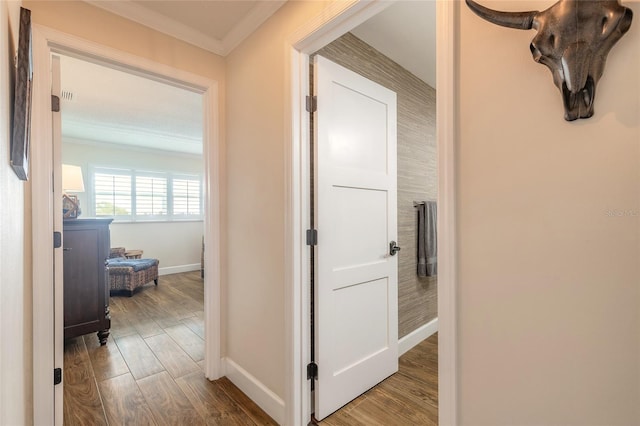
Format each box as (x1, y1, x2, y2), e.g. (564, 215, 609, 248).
(284, 1, 458, 425)
(31, 25, 222, 425)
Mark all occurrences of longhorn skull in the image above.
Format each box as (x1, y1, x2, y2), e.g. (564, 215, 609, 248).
(466, 0, 633, 121)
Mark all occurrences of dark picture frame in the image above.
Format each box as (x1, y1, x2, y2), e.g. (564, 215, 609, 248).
(10, 7, 33, 181)
(62, 194, 79, 219)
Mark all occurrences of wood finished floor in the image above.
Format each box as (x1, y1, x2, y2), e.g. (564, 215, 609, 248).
(63, 271, 276, 426)
(317, 333, 438, 426)
(65, 270, 437, 425)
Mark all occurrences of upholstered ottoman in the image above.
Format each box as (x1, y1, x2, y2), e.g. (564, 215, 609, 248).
(108, 248, 159, 296)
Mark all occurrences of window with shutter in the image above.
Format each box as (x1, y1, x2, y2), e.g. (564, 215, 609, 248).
(173, 177, 201, 216)
(136, 175, 167, 216)
(95, 172, 132, 217)
(91, 168, 202, 221)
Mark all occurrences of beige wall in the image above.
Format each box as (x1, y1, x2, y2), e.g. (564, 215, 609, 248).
(457, 1, 640, 424)
(110, 221, 203, 273)
(315, 32, 438, 339)
(225, 0, 330, 402)
(0, 1, 31, 424)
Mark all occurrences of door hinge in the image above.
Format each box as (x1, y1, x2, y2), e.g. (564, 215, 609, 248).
(53, 231, 62, 249)
(306, 95, 317, 113)
(51, 95, 60, 112)
(306, 229, 317, 246)
(307, 362, 318, 380)
(54, 368, 62, 385)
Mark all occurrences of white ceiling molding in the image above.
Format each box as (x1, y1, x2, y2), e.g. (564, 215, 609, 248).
(63, 136, 203, 159)
(221, 1, 287, 55)
(85, 0, 224, 54)
(63, 119, 203, 155)
(84, 0, 285, 56)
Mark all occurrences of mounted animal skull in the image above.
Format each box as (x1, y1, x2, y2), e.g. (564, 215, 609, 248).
(466, 0, 633, 121)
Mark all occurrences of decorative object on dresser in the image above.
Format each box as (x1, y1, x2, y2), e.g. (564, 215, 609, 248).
(63, 218, 113, 345)
(108, 247, 159, 297)
(62, 164, 85, 219)
(125, 249, 143, 259)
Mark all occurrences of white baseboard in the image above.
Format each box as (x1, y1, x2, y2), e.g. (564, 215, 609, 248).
(223, 358, 285, 425)
(158, 263, 201, 276)
(398, 317, 438, 356)
(219, 321, 437, 425)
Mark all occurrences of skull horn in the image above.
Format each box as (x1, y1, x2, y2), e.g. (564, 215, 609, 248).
(465, 0, 538, 30)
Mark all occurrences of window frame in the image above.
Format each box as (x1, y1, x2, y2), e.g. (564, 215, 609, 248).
(93, 167, 134, 219)
(171, 174, 203, 218)
(135, 171, 169, 219)
(90, 166, 203, 222)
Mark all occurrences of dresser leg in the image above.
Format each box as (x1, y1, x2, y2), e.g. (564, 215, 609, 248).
(97, 329, 110, 345)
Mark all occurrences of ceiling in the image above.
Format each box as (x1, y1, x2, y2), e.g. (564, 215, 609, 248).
(62, 1, 437, 154)
(60, 55, 204, 154)
(352, 1, 436, 88)
(86, 0, 287, 56)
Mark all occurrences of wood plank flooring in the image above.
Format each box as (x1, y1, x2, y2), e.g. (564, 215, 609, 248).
(65, 270, 438, 425)
(63, 271, 275, 425)
(317, 333, 438, 426)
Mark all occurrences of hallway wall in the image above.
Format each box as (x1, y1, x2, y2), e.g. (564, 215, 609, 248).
(225, 1, 331, 419)
(0, 2, 31, 424)
(456, 1, 640, 423)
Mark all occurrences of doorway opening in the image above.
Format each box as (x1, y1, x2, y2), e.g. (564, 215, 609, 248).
(56, 53, 208, 423)
(309, 8, 438, 418)
(285, 1, 457, 425)
(31, 26, 222, 425)
(310, 11, 437, 418)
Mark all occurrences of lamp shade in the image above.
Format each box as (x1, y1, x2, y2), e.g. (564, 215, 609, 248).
(62, 164, 85, 193)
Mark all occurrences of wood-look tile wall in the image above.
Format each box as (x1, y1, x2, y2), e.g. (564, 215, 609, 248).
(315, 33, 437, 338)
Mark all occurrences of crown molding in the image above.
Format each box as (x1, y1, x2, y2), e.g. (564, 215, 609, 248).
(84, 0, 285, 57)
(221, 0, 287, 55)
(85, 0, 224, 54)
(63, 119, 203, 155)
(63, 136, 203, 159)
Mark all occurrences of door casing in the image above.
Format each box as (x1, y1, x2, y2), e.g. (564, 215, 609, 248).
(31, 25, 223, 426)
(284, 1, 459, 425)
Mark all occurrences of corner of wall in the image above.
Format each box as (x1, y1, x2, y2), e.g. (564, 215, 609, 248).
(223, 357, 285, 424)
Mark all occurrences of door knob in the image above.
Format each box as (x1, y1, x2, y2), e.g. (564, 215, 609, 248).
(389, 241, 401, 256)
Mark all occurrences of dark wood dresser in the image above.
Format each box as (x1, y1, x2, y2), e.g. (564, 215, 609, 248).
(63, 218, 113, 345)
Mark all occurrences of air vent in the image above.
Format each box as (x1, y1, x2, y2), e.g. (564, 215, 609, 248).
(61, 90, 73, 101)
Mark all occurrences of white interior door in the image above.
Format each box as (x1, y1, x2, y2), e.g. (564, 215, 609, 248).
(313, 55, 398, 421)
(52, 54, 64, 426)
